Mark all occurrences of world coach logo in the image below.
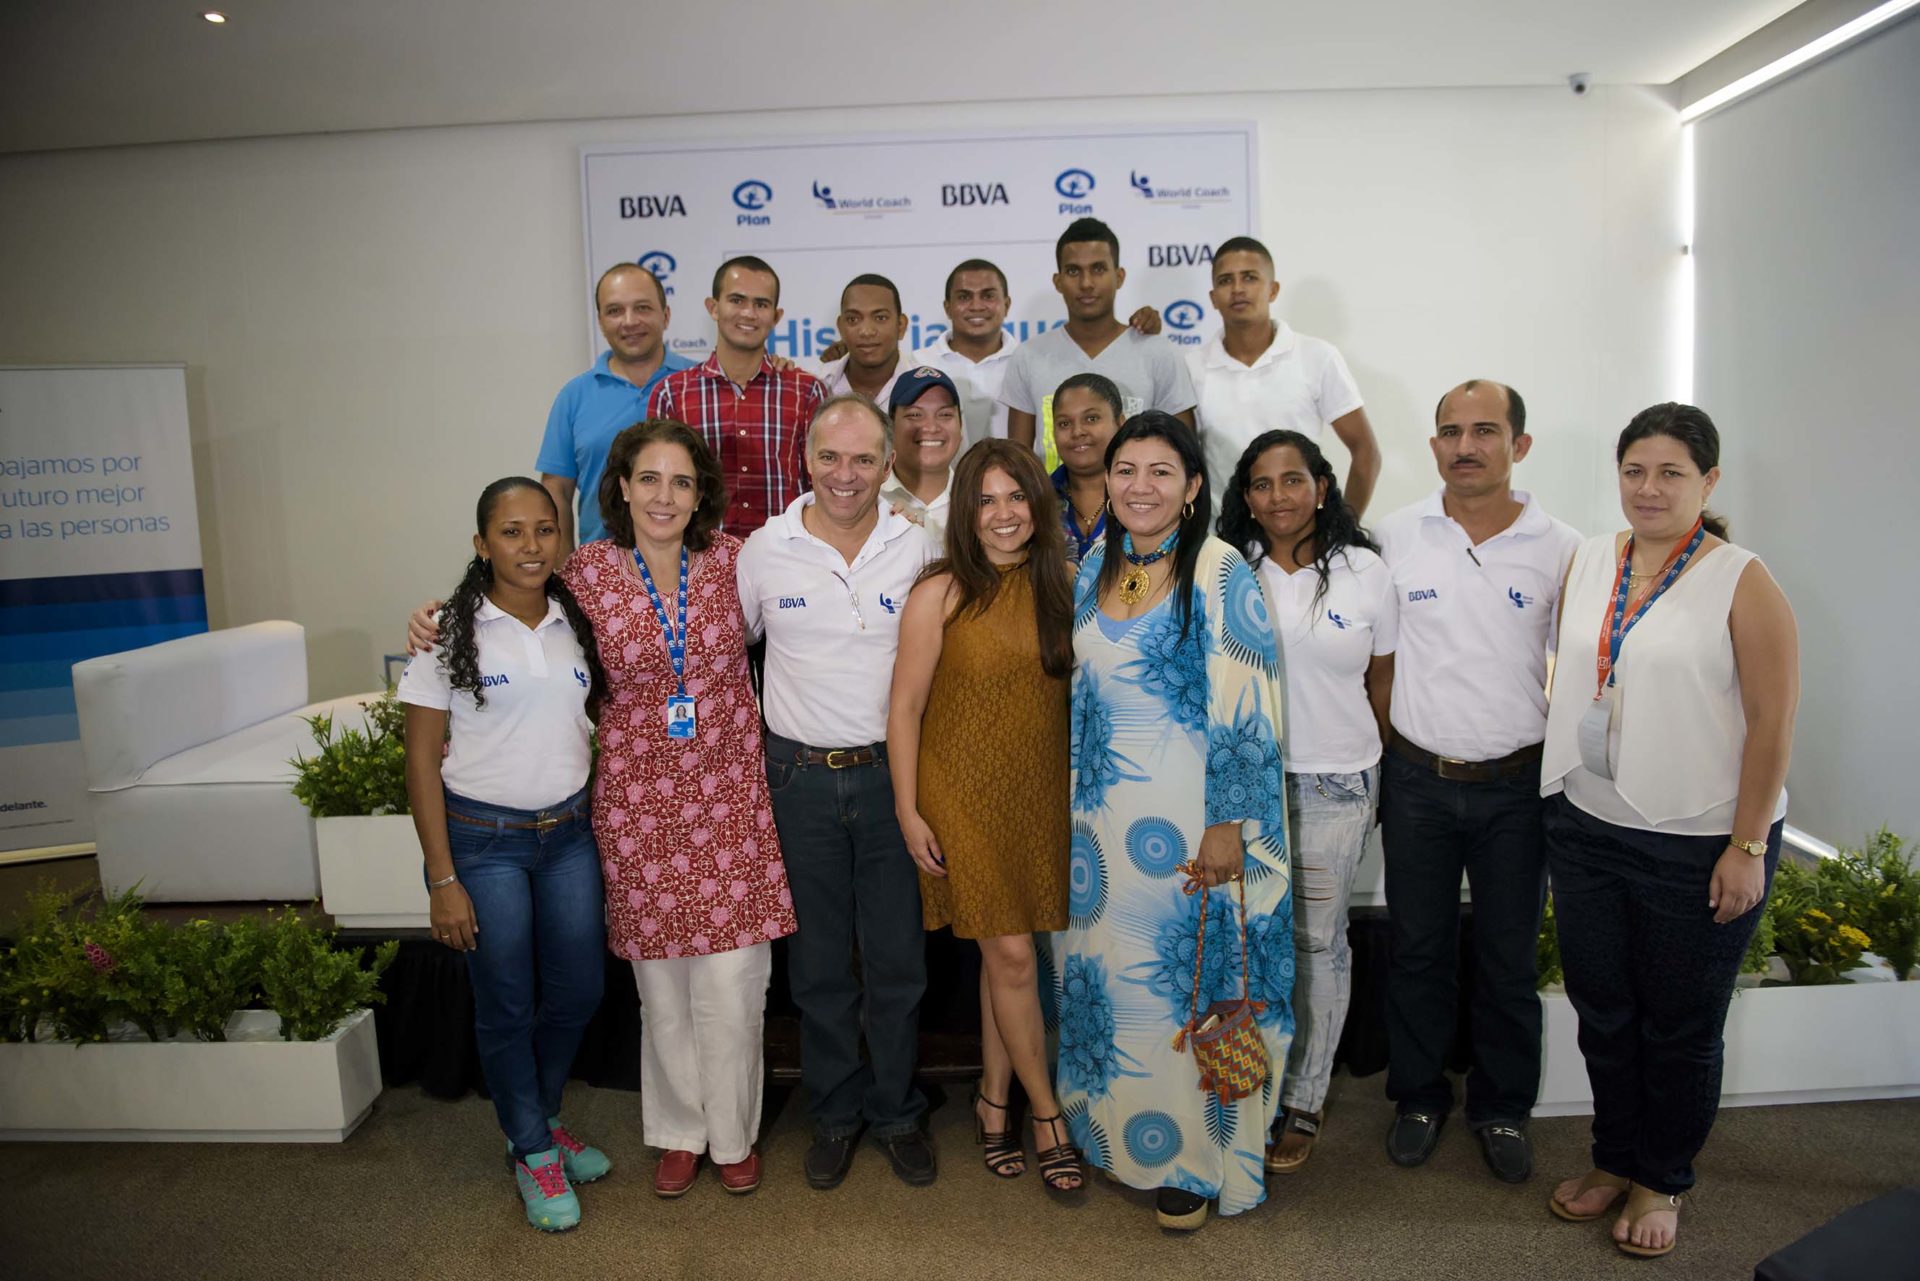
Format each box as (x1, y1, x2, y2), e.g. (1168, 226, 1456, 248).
(637, 251, 676, 297)
(732, 179, 773, 226)
(618, 194, 686, 218)
(1054, 167, 1095, 215)
(942, 183, 1009, 207)
(1129, 169, 1233, 205)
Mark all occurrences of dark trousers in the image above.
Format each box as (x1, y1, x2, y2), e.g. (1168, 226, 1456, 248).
(765, 733, 927, 1140)
(1382, 750, 1548, 1127)
(1545, 794, 1780, 1194)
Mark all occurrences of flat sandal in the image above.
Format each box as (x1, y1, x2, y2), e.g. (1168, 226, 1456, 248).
(1548, 1169, 1630, 1222)
(1616, 1183, 1683, 1258)
(1264, 1110, 1321, 1175)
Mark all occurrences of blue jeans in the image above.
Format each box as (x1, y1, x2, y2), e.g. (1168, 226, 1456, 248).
(764, 733, 927, 1140)
(1381, 750, 1548, 1127)
(443, 786, 606, 1158)
(1282, 766, 1378, 1114)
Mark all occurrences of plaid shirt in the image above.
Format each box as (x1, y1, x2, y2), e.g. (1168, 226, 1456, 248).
(649, 355, 825, 539)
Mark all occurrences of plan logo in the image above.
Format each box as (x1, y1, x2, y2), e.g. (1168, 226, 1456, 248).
(1054, 167, 1095, 214)
(1408, 588, 1439, 602)
(941, 182, 1009, 207)
(811, 179, 912, 216)
(618, 194, 686, 219)
(1128, 169, 1233, 206)
(732, 179, 773, 226)
(1162, 300, 1205, 345)
(1508, 587, 1536, 610)
(636, 251, 677, 297)
(1147, 243, 1214, 269)
(879, 593, 900, 616)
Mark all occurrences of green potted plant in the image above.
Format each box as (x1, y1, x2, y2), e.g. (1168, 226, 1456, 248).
(292, 689, 428, 929)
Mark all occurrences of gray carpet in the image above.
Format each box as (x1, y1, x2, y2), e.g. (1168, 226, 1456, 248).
(3, 1070, 1914, 1281)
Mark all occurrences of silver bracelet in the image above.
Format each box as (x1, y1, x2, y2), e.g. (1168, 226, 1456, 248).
(428, 872, 459, 889)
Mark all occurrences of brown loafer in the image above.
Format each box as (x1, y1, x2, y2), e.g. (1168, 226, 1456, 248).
(654, 1149, 700, 1198)
(717, 1149, 761, 1196)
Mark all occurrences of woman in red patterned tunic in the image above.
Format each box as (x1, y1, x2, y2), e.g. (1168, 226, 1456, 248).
(567, 419, 797, 1198)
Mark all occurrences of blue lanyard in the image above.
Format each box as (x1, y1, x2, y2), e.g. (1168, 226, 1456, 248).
(1596, 518, 1705, 695)
(633, 546, 689, 696)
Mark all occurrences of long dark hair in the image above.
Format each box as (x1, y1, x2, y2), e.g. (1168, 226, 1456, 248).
(598, 419, 727, 551)
(1095, 411, 1210, 638)
(439, 477, 608, 714)
(920, 440, 1074, 678)
(1617, 402, 1730, 539)
(1217, 429, 1380, 612)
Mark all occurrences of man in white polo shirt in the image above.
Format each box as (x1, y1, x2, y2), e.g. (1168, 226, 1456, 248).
(1188, 236, 1381, 517)
(910, 258, 1015, 447)
(737, 393, 936, 1192)
(810, 275, 910, 406)
(1372, 379, 1580, 1185)
(877, 366, 962, 547)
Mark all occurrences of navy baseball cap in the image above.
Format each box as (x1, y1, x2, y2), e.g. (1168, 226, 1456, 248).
(889, 365, 960, 412)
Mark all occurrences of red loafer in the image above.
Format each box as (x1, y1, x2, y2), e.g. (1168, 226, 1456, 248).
(717, 1149, 761, 1195)
(654, 1149, 700, 1199)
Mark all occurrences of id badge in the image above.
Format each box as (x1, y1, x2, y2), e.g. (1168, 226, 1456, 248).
(666, 695, 697, 739)
(1577, 689, 1615, 780)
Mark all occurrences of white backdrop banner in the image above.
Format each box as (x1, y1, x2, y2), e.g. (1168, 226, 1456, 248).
(0, 365, 205, 853)
(580, 124, 1258, 367)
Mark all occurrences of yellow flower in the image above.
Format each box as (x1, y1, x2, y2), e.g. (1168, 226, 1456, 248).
(1839, 925, 1872, 948)
(1806, 908, 1832, 924)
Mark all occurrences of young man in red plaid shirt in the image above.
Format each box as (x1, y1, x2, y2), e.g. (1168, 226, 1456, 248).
(649, 256, 826, 539)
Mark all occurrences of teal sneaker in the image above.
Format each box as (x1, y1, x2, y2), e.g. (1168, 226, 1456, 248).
(514, 1147, 580, 1232)
(549, 1116, 612, 1184)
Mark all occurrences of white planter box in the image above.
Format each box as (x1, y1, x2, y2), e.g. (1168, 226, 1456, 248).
(0, 1008, 382, 1143)
(1535, 981, 1920, 1117)
(317, 814, 428, 929)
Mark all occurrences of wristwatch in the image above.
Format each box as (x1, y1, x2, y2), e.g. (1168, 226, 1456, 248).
(1729, 836, 1767, 858)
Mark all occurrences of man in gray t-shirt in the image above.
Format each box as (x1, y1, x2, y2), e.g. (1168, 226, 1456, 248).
(1000, 217, 1196, 470)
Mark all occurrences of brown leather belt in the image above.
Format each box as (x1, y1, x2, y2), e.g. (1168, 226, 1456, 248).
(1388, 732, 1543, 783)
(446, 802, 588, 832)
(768, 735, 888, 769)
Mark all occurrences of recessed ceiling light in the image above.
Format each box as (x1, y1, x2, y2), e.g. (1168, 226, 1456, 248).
(202, 11, 227, 22)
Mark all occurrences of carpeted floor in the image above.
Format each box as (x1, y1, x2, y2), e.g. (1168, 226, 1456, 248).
(3, 1071, 1914, 1281)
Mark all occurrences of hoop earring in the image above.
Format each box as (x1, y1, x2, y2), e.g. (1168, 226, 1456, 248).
(1104, 497, 1114, 514)
(1182, 502, 1194, 520)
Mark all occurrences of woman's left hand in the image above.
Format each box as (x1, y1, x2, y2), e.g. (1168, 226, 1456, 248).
(1708, 847, 1767, 924)
(1193, 822, 1245, 888)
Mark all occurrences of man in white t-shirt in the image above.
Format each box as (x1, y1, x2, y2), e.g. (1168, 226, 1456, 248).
(1000, 217, 1196, 469)
(1371, 379, 1580, 1185)
(909, 258, 1015, 447)
(1188, 236, 1382, 517)
(736, 393, 936, 1193)
(810, 275, 909, 407)
(877, 366, 961, 547)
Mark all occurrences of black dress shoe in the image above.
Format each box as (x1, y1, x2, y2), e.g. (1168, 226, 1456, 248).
(1385, 1110, 1445, 1166)
(1476, 1123, 1533, 1183)
(877, 1130, 937, 1186)
(1155, 1186, 1209, 1231)
(804, 1133, 858, 1190)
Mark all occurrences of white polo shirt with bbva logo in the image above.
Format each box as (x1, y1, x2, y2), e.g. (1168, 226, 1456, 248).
(737, 494, 933, 748)
(1374, 488, 1580, 763)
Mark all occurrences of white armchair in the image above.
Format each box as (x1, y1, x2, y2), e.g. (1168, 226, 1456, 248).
(72, 621, 379, 902)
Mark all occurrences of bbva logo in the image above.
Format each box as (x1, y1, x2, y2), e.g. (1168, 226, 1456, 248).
(942, 183, 1009, 206)
(1054, 168, 1095, 199)
(1164, 300, 1205, 330)
(636, 251, 676, 281)
(618, 194, 686, 218)
(732, 180, 773, 211)
(1148, 244, 1214, 268)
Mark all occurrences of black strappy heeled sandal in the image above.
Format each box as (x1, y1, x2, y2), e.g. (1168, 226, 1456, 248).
(1031, 1113, 1086, 1203)
(973, 1088, 1025, 1178)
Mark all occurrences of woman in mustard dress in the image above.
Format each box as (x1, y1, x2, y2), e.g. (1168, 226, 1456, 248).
(888, 438, 1079, 1199)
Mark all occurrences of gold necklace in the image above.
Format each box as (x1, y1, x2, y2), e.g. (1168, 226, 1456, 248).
(1117, 531, 1177, 605)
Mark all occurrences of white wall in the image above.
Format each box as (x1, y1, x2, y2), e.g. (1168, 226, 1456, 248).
(0, 87, 1682, 698)
(1695, 14, 1920, 847)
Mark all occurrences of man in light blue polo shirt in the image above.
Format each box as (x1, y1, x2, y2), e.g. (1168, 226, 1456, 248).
(537, 263, 694, 551)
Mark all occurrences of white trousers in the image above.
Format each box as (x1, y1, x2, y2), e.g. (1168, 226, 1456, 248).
(631, 942, 772, 1164)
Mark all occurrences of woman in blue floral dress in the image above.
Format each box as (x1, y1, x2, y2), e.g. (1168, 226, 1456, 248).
(1049, 411, 1292, 1232)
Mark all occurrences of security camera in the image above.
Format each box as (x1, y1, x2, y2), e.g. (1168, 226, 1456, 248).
(1568, 73, 1591, 96)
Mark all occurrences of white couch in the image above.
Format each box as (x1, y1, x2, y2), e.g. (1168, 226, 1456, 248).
(72, 622, 379, 902)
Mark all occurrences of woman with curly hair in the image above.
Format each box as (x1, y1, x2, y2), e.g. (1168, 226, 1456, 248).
(399, 476, 612, 1233)
(1217, 429, 1394, 1176)
(887, 439, 1079, 1199)
(1051, 411, 1292, 1231)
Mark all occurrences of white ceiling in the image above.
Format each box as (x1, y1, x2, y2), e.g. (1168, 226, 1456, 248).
(0, 0, 1802, 155)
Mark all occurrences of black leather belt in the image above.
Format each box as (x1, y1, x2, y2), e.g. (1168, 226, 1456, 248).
(447, 802, 588, 832)
(768, 735, 887, 769)
(1388, 732, 1542, 783)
